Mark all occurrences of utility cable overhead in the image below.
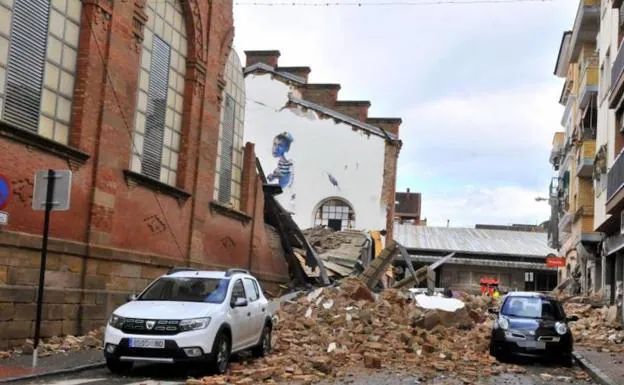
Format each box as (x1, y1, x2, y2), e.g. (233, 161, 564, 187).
(235, 0, 553, 6)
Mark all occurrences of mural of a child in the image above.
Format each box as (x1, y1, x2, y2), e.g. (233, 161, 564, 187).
(267, 132, 294, 189)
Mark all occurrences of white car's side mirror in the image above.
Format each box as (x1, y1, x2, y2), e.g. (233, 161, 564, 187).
(232, 297, 247, 308)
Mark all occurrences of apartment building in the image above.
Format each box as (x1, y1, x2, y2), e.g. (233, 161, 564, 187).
(549, 0, 602, 295)
(597, 0, 624, 323)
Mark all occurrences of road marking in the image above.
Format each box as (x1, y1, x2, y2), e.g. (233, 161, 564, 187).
(42, 379, 107, 385)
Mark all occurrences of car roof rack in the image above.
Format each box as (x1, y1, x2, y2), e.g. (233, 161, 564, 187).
(167, 266, 199, 275)
(225, 268, 249, 277)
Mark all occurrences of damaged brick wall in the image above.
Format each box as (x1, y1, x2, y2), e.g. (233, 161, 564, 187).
(0, 0, 290, 348)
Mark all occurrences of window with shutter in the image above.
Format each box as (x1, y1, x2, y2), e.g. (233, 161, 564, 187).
(131, 0, 187, 186)
(0, 0, 81, 145)
(214, 50, 246, 209)
(218, 95, 235, 204)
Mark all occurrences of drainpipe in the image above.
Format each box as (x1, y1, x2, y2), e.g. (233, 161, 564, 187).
(247, 176, 259, 271)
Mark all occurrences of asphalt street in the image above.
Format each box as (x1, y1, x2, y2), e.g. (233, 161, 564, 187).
(7, 360, 597, 385)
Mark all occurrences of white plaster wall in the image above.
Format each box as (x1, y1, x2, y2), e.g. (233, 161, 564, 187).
(595, 2, 619, 229)
(244, 73, 388, 231)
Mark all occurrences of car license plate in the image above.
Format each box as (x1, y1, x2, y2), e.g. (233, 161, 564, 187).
(522, 341, 546, 350)
(129, 339, 165, 349)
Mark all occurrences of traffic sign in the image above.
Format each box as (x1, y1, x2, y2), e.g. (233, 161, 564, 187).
(0, 174, 12, 210)
(546, 257, 566, 268)
(32, 170, 72, 211)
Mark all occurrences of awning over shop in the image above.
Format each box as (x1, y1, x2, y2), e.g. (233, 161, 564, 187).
(408, 255, 558, 272)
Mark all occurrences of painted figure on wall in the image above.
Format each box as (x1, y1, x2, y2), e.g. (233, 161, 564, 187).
(267, 132, 294, 189)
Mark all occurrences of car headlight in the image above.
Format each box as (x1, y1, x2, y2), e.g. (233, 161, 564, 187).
(555, 322, 568, 335)
(498, 316, 509, 331)
(179, 317, 211, 332)
(109, 314, 125, 329)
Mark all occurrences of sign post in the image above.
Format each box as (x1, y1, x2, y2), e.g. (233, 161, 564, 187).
(0, 174, 12, 211)
(31, 170, 72, 368)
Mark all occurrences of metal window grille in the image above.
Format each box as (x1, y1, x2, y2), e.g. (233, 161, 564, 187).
(3, 0, 50, 131)
(142, 36, 171, 180)
(218, 94, 235, 203)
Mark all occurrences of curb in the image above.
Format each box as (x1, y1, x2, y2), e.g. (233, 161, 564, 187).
(0, 361, 106, 383)
(573, 351, 618, 385)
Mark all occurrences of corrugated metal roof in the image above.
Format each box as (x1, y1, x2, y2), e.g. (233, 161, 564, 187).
(394, 224, 556, 258)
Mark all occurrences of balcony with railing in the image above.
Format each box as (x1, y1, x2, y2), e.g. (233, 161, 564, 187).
(578, 53, 598, 109)
(569, 0, 600, 63)
(577, 139, 596, 178)
(550, 132, 565, 170)
(610, 40, 624, 108)
(607, 152, 624, 214)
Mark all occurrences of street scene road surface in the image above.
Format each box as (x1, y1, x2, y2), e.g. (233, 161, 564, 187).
(5, 363, 597, 385)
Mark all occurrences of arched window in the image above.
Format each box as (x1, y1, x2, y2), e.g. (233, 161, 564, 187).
(314, 198, 355, 231)
(131, 0, 187, 186)
(214, 50, 245, 209)
(0, 0, 82, 145)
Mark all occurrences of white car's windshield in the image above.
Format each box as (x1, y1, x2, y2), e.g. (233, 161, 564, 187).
(138, 277, 230, 303)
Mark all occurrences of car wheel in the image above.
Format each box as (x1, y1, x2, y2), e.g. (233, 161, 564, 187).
(252, 324, 272, 358)
(106, 358, 133, 374)
(212, 332, 231, 375)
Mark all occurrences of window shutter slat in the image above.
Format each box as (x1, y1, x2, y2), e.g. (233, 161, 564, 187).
(141, 36, 171, 181)
(218, 95, 235, 204)
(3, 0, 50, 131)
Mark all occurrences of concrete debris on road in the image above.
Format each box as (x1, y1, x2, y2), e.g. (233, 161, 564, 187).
(188, 279, 537, 385)
(0, 327, 105, 359)
(565, 300, 624, 353)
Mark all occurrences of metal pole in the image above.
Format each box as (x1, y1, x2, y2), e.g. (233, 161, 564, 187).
(33, 169, 55, 368)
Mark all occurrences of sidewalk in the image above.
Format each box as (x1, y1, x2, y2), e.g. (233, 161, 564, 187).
(574, 348, 624, 385)
(0, 349, 104, 383)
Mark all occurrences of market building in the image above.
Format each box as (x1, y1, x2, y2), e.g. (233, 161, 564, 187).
(0, 0, 290, 349)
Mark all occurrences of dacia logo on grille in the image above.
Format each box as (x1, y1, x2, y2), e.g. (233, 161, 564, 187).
(146, 320, 156, 330)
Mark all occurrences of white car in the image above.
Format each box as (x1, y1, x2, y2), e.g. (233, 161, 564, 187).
(103, 268, 273, 374)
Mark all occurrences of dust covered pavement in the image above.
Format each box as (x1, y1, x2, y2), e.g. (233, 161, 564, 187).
(187, 280, 591, 385)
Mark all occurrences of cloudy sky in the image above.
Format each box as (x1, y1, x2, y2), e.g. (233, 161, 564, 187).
(233, 0, 577, 227)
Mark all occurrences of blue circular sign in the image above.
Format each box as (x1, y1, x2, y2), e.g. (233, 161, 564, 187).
(0, 174, 12, 210)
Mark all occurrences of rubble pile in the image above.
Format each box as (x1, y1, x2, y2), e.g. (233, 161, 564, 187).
(0, 327, 105, 360)
(565, 302, 624, 353)
(302, 227, 354, 253)
(189, 279, 521, 385)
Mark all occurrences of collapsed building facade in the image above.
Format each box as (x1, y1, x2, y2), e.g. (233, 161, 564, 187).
(243, 51, 402, 238)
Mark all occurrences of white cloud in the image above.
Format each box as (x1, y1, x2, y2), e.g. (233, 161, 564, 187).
(422, 185, 550, 227)
(233, 0, 577, 228)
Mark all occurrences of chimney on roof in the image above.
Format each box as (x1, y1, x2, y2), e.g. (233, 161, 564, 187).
(300, 83, 341, 109)
(366, 118, 402, 137)
(407, 188, 410, 193)
(277, 66, 311, 82)
(245, 50, 281, 68)
(334, 101, 371, 123)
